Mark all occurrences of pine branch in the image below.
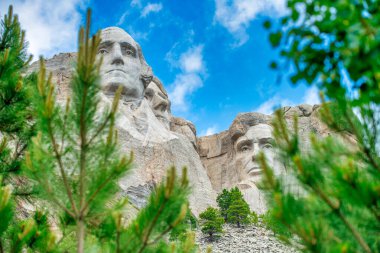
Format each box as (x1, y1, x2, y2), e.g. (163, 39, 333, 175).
(137, 195, 167, 253)
(87, 114, 111, 146)
(59, 98, 70, 155)
(293, 155, 372, 253)
(34, 173, 75, 218)
(47, 111, 78, 216)
(313, 186, 372, 253)
(344, 110, 380, 172)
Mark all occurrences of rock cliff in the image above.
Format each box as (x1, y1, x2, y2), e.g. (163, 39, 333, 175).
(28, 28, 329, 217)
(28, 49, 216, 216)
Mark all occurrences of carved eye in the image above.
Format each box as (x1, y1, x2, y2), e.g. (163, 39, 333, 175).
(241, 145, 251, 152)
(262, 143, 272, 149)
(236, 140, 252, 153)
(99, 49, 108, 54)
(126, 50, 133, 56)
(259, 138, 274, 149)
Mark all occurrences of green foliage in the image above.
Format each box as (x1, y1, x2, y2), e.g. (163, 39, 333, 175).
(169, 206, 198, 242)
(24, 10, 133, 252)
(199, 207, 224, 240)
(0, 177, 13, 238)
(12, 8, 194, 253)
(0, 177, 55, 253)
(262, 1, 380, 252)
(260, 211, 289, 238)
(118, 167, 197, 252)
(0, 7, 55, 253)
(227, 198, 251, 228)
(216, 187, 253, 226)
(265, 0, 380, 105)
(0, 5, 35, 190)
(216, 188, 231, 221)
(249, 211, 258, 224)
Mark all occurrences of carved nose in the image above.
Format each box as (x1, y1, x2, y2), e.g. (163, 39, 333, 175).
(112, 57, 124, 65)
(251, 143, 260, 162)
(111, 44, 124, 65)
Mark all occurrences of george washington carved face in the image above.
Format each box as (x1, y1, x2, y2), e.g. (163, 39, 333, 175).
(98, 27, 152, 102)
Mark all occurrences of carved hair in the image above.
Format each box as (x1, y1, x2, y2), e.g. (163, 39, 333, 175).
(150, 77, 168, 98)
(229, 113, 272, 142)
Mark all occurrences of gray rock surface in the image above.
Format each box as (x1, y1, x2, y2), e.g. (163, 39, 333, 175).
(197, 106, 330, 214)
(28, 38, 216, 216)
(196, 223, 297, 253)
(170, 116, 198, 149)
(27, 27, 334, 221)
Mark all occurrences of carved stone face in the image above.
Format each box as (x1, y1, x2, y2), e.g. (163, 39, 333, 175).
(98, 27, 144, 101)
(234, 124, 275, 185)
(145, 81, 171, 127)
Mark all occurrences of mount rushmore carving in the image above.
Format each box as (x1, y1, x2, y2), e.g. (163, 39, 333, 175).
(28, 27, 326, 215)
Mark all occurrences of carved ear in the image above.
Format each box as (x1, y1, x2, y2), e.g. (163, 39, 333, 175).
(136, 43, 153, 88)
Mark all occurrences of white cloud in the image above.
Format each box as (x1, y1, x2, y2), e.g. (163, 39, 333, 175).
(169, 73, 203, 111)
(168, 45, 206, 112)
(117, 11, 129, 26)
(1, 0, 86, 58)
(254, 86, 320, 115)
(200, 125, 219, 136)
(131, 0, 142, 8)
(302, 86, 320, 105)
(126, 26, 149, 41)
(214, 0, 287, 46)
(118, 2, 163, 26)
(180, 46, 204, 73)
(141, 3, 163, 17)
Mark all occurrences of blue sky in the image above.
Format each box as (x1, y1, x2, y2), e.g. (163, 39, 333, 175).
(1, 0, 319, 136)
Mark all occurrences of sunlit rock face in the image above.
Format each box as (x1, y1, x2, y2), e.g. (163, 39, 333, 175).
(96, 27, 216, 215)
(170, 117, 198, 149)
(28, 27, 216, 216)
(27, 26, 330, 217)
(198, 113, 278, 214)
(198, 107, 327, 214)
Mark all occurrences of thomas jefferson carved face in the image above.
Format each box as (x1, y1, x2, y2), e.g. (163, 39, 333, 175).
(145, 80, 171, 128)
(98, 27, 152, 102)
(234, 124, 275, 186)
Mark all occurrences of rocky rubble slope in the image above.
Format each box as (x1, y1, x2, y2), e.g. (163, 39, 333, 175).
(196, 223, 297, 253)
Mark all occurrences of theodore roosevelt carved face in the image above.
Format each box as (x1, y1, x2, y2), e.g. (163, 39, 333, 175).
(98, 27, 152, 102)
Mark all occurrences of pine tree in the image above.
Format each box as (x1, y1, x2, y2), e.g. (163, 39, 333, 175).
(227, 198, 250, 228)
(261, 1, 380, 252)
(217, 187, 252, 226)
(216, 188, 231, 221)
(199, 207, 224, 241)
(229, 187, 243, 202)
(0, 4, 35, 193)
(0, 6, 55, 253)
